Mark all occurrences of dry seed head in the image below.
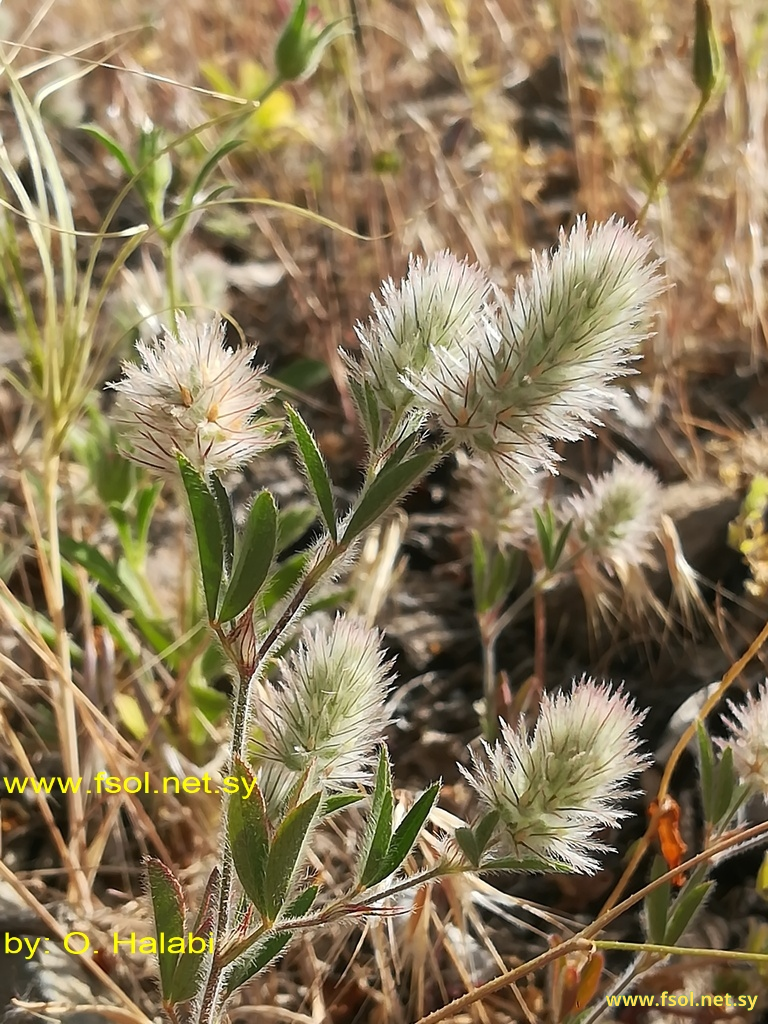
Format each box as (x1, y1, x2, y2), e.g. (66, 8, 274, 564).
(462, 677, 647, 873)
(108, 315, 280, 475)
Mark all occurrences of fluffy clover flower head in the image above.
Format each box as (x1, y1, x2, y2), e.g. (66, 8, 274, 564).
(456, 454, 542, 552)
(352, 251, 494, 413)
(254, 616, 394, 814)
(108, 315, 279, 475)
(567, 455, 663, 573)
(719, 682, 768, 801)
(462, 677, 647, 872)
(406, 217, 664, 483)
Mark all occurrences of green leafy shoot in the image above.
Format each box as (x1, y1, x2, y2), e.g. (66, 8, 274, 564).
(285, 404, 337, 541)
(177, 454, 224, 621)
(219, 490, 278, 622)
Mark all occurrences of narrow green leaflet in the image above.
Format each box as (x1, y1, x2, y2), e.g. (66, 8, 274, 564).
(219, 491, 278, 622)
(371, 782, 440, 885)
(344, 449, 439, 545)
(533, 506, 554, 567)
(177, 454, 224, 621)
(358, 748, 394, 888)
(456, 815, 504, 871)
(224, 885, 318, 995)
(258, 552, 309, 615)
(454, 827, 480, 868)
(81, 125, 137, 178)
(470, 532, 488, 612)
(59, 535, 137, 609)
(692, 0, 721, 99)
(274, 357, 330, 393)
(167, 914, 213, 1004)
(644, 855, 671, 945)
(362, 381, 382, 452)
(211, 475, 235, 574)
(697, 721, 715, 823)
(349, 377, 382, 451)
(227, 760, 270, 915)
(57, 565, 138, 662)
(277, 503, 317, 553)
(192, 866, 221, 934)
(135, 481, 163, 544)
(173, 138, 245, 238)
(167, 865, 221, 1003)
(286, 405, 337, 542)
(321, 793, 365, 816)
(486, 550, 519, 614)
(757, 852, 768, 900)
(713, 745, 738, 825)
(533, 504, 570, 572)
(664, 881, 712, 945)
(474, 810, 500, 858)
(549, 519, 572, 570)
(380, 429, 421, 469)
(264, 791, 322, 921)
(483, 550, 508, 613)
(146, 858, 186, 1002)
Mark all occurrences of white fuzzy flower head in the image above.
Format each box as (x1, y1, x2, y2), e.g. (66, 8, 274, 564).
(456, 454, 541, 552)
(462, 677, 647, 873)
(408, 218, 665, 483)
(254, 616, 394, 813)
(720, 683, 768, 801)
(567, 456, 663, 573)
(352, 251, 493, 413)
(108, 315, 280, 475)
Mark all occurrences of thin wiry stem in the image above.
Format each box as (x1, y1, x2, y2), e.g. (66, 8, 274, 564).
(599, 616, 768, 918)
(42, 450, 90, 907)
(414, 819, 768, 1024)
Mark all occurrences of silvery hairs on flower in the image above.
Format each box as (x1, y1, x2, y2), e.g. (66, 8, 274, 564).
(254, 615, 394, 818)
(455, 452, 542, 553)
(350, 250, 494, 415)
(719, 682, 768, 802)
(108, 314, 280, 475)
(566, 455, 663, 574)
(401, 218, 665, 483)
(462, 677, 647, 872)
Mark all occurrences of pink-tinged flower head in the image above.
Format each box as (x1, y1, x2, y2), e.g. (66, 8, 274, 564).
(254, 616, 394, 815)
(351, 251, 494, 414)
(720, 683, 768, 801)
(462, 677, 647, 872)
(108, 315, 280, 475)
(406, 218, 664, 483)
(567, 456, 663, 573)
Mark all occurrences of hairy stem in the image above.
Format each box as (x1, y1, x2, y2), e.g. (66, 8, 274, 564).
(217, 864, 451, 969)
(196, 543, 343, 1024)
